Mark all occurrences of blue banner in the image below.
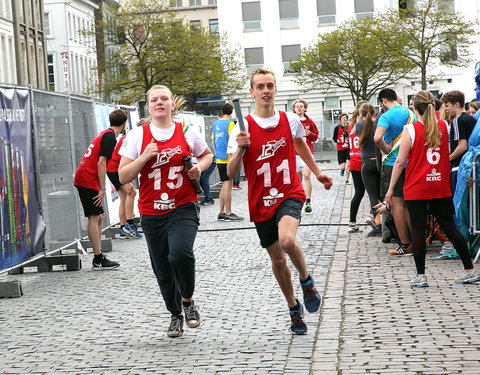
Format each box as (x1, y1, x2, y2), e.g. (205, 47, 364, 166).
(0, 87, 46, 270)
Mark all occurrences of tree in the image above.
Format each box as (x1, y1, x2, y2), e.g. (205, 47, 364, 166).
(292, 17, 415, 103)
(376, 0, 476, 90)
(95, 0, 245, 108)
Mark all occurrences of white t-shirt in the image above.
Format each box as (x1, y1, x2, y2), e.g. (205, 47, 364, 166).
(119, 122, 208, 161)
(227, 111, 305, 154)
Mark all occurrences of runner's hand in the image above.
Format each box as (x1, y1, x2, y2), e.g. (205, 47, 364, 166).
(93, 189, 105, 207)
(317, 173, 333, 190)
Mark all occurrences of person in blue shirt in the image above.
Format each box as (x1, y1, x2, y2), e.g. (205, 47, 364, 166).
(374, 88, 415, 256)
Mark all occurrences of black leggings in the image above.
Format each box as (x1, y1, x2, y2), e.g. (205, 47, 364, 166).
(406, 198, 473, 275)
(350, 170, 365, 223)
(361, 159, 381, 214)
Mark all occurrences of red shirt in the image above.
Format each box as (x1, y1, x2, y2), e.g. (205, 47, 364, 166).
(106, 135, 125, 173)
(299, 114, 319, 153)
(74, 128, 115, 190)
(404, 120, 451, 200)
(348, 125, 361, 172)
(243, 111, 306, 222)
(138, 122, 197, 215)
(335, 125, 349, 151)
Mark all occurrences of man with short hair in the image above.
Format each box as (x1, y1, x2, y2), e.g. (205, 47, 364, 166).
(74, 109, 127, 269)
(441, 90, 476, 193)
(374, 88, 414, 256)
(212, 103, 243, 221)
(227, 68, 332, 335)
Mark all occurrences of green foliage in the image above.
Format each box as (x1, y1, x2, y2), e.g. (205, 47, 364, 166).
(97, 0, 245, 108)
(292, 17, 415, 103)
(376, 0, 477, 89)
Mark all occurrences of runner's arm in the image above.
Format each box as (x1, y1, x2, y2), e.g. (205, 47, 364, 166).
(374, 126, 391, 154)
(384, 130, 411, 205)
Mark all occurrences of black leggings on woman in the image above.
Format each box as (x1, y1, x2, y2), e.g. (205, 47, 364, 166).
(406, 197, 473, 275)
(350, 170, 365, 223)
(361, 159, 381, 214)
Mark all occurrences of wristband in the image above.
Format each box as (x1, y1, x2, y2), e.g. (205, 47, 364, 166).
(100, 186, 106, 190)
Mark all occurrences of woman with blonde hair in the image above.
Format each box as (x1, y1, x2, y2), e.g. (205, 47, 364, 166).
(385, 90, 479, 287)
(119, 85, 213, 336)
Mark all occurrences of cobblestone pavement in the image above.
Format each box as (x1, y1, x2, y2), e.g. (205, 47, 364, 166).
(2, 159, 480, 375)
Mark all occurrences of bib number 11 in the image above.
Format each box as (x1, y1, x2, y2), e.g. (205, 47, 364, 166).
(256, 160, 290, 187)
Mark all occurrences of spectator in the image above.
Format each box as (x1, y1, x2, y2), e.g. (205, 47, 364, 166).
(333, 114, 350, 180)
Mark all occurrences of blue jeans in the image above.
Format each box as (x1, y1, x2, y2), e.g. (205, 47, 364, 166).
(141, 202, 200, 315)
(200, 160, 216, 201)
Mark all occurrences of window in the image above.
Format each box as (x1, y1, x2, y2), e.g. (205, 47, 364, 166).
(208, 0, 217, 4)
(279, 0, 298, 29)
(317, 0, 336, 25)
(438, 0, 454, 11)
(190, 20, 202, 31)
(244, 47, 263, 75)
(189, 0, 201, 5)
(281, 44, 301, 74)
(209, 19, 219, 34)
(242, 2, 261, 32)
(47, 53, 55, 91)
(354, 0, 373, 20)
(439, 35, 458, 64)
(44, 12, 51, 36)
(325, 96, 339, 109)
(170, 0, 183, 6)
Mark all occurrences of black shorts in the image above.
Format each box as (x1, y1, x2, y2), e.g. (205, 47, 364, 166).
(337, 149, 349, 164)
(107, 171, 122, 191)
(75, 186, 104, 217)
(254, 198, 302, 248)
(380, 165, 405, 197)
(217, 163, 231, 182)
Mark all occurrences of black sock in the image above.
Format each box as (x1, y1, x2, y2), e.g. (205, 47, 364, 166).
(289, 301, 300, 311)
(120, 225, 125, 230)
(182, 301, 192, 307)
(401, 243, 411, 248)
(306, 198, 311, 204)
(94, 253, 103, 260)
(127, 219, 134, 225)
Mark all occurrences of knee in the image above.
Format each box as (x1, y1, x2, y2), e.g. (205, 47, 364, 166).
(270, 254, 287, 270)
(169, 247, 194, 267)
(279, 236, 297, 253)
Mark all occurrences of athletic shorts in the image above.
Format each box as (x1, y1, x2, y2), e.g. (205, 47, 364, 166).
(75, 186, 104, 217)
(107, 171, 122, 191)
(254, 198, 302, 248)
(295, 155, 305, 173)
(217, 163, 231, 182)
(380, 164, 405, 198)
(337, 149, 350, 165)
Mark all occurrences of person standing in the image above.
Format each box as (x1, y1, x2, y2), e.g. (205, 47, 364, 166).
(213, 103, 243, 221)
(74, 109, 127, 270)
(374, 88, 414, 256)
(227, 68, 333, 335)
(118, 85, 213, 338)
(333, 113, 350, 180)
(199, 156, 216, 205)
(292, 99, 319, 213)
(385, 90, 479, 287)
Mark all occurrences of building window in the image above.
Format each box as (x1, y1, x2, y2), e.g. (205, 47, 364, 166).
(325, 96, 339, 109)
(170, 0, 183, 6)
(189, 0, 201, 5)
(209, 19, 219, 34)
(282, 44, 301, 74)
(279, 0, 299, 29)
(317, 0, 336, 25)
(47, 53, 55, 91)
(245, 47, 263, 75)
(44, 12, 51, 36)
(190, 20, 202, 31)
(208, 0, 217, 4)
(242, 1, 261, 32)
(355, 0, 373, 20)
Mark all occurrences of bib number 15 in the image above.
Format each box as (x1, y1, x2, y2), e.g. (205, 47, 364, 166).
(148, 166, 184, 190)
(256, 160, 290, 187)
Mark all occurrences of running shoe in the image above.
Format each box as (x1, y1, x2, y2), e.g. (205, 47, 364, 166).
(183, 301, 201, 328)
(347, 223, 360, 233)
(167, 314, 184, 338)
(365, 216, 376, 230)
(345, 180, 350, 185)
(224, 213, 244, 221)
(200, 200, 214, 206)
(289, 300, 307, 335)
(217, 213, 227, 221)
(389, 243, 413, 256)
(340, 169, 345, 177)
(301, 276, 321, 313)
(92, 254, 120, 270)
(410, 274, 429, 287)
(304, 202, 312, 213)
(124, 223, 142, 238)
(233, 185, 241, 190)
(454, 270, 480, 284)
(366, 225, 382, 237)
(440, 241, 455, 255)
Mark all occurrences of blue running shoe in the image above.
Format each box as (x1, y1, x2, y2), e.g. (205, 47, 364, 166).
(289, 300, 307, 335)
(301, 276, 321, 313)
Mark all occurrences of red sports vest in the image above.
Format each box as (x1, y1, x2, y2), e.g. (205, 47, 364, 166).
(300, 115, 318, 153)
(336, 125, 349, 151)
(138, 122, 197, 215)
(74, 128, 115, 190)
(106, 135, 125, 173)
(404, 120, 451, 200)
(348, 124, 361, 172)
(243, 111, 306, 222)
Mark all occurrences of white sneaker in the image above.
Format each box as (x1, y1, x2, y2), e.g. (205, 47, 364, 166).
(454, 270, 480, 284)
(410, 274, 429, 287)
(347, 223, 360, 233)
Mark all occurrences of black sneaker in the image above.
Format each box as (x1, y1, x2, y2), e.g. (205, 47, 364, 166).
(92, 254, 119, 270)
(224, 213, 244, 221)
(217, 213, 226, 221)
(289, 300, 307, 335)
(183, 301, 201, 328)
(200, 200, 214, 206)
(367, 225, 382, 237)
(301, 276, 321, 313)
(167, 314, 184, 338)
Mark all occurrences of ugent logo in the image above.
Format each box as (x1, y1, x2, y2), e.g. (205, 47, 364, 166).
(256, 138, 287, 161)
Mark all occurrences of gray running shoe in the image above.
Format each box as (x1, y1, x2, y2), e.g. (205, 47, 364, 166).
(224, 213, 244, 221)
(167, 315, 184, 338)
(410, 274, 429, 287)
(217, 213, 227, 221)
(454, 270, 480, 284)
(365, 216, 376, 230)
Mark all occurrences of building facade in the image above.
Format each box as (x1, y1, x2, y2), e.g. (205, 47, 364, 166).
(44, 0, 99, 95)
(217, 0, 480, 138)
(0, 0, 48, 89)
(169, 0, 218, 34)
